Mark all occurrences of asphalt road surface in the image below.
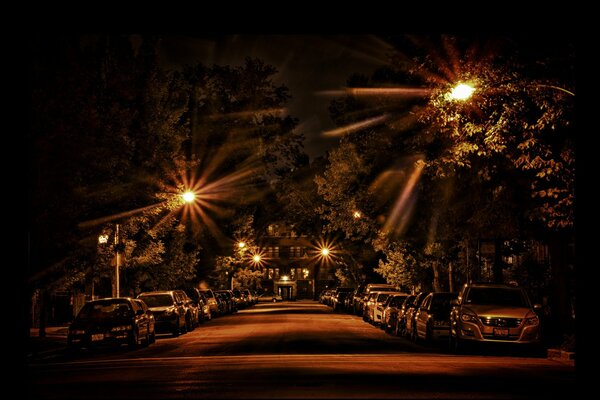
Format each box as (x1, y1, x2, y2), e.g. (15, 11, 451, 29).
(28, 300, 577, 399)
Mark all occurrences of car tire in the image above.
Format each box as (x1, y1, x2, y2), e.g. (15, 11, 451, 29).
(186, 314, 194, 332)
(129, 329, 139, 349)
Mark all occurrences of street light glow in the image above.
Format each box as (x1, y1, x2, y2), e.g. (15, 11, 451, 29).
(238, 241, 246, 249)
(321, 248, 330, 256)
(98, 234, 109, 244)
(253, 254, 261, 263)
(182, 191, 196, 203)
(353, 211, 362, 219)
(448, 83, 475, 100)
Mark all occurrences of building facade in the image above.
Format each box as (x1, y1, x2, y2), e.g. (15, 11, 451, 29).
(257, 223, 333, 300)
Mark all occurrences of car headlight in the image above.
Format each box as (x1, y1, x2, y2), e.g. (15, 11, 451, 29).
(164, 307, 176, 316)
(70, 329, 85, 335)
(460, 312, 478, 323)
(111, 325, 132, 332)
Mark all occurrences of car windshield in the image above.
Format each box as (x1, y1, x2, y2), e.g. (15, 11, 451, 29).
(138, 294, 173, 307)
(465, 288, 529, 307)
(430, 294, 457, 312)
(77, 301, 131, 319)
(376, 293, 391, 303)
(389, 296, 407, 307)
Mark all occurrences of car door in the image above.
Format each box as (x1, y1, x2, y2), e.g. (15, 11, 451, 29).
(415, 294, 432, 340)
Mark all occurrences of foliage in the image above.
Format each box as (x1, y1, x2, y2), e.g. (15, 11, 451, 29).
(233, 268, 264, 290)
(417, 53, 574, 230)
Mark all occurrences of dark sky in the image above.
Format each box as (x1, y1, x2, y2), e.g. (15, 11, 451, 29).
(157, 35, 393, 160)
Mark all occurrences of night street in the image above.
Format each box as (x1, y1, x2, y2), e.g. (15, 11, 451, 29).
(29, 34, 577, 399)
(28, 301, 575, 399)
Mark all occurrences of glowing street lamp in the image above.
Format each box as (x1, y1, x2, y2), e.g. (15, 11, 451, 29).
(448, 83, 475, 101)
(182, 190, 196, 203)
(238, 241, 246, 249)
(320, 247, 330, 257)
(253, 254, 262, 263)
(353, 211, 362, 219)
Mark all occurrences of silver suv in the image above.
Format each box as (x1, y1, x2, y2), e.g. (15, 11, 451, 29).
(449, 283, 541, 351)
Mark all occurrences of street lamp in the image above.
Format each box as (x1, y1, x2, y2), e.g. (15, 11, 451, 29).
(182, 190, 196, 203)
(320, 247, 330, 257)
(99, 224, 121, 298)
(448, 82, 475, 101)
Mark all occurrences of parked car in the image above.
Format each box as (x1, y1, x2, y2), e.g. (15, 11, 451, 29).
(381, 294, 409, 333)
(372, 292, 403, 325)
(183, 288, 211, 322)
(413, 292, 458, 343)
(67, 297, 154, 350)
(449, 282, 541, 351)
(258, 291, 283, 302)
(332, 288, 354, 311)
(133, 299, 156, 344)
(404, 292, 427, 338)
(137, 291, 187, 336)
(394, 295, 416, 336)
(173, 289, 198, 331)
(199, 289, 219, 315)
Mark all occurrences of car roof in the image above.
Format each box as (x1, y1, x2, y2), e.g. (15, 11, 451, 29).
(466, 283, 522, 289)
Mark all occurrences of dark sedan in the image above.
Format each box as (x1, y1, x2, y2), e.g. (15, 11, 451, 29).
(67, 297, 154, 351)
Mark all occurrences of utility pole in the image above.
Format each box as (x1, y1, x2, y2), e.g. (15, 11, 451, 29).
(115, 224, 120, 297)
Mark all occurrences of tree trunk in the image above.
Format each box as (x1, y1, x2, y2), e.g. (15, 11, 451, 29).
(493, 238, 504, 283)
(448, 262, 454, 293)
(432, 261, 441, 292)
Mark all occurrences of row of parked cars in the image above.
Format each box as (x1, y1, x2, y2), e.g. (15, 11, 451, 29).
(67, 288, 259, 351)
(321, 282, 542, 351)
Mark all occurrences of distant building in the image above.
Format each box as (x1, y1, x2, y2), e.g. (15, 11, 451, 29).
(256, 223, 333, 300)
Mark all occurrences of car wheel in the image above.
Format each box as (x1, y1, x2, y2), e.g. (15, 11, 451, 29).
(450, 331, 464, 353)
(186, 314, 194, 332)
(129, 329, 139, 349)
(425, 325, 432, 343)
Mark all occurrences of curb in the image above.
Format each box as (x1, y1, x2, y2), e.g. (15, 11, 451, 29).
(547, 348, 575, 365)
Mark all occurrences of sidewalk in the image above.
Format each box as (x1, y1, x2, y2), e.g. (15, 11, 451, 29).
(27, 326, 69, 361)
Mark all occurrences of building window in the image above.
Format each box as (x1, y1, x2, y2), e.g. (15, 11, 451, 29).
(267, 246, 279, 258)
(267, 269, 273, 280)
(290, 246, 304, 258)
(302, 268, 310, 279)
(274, 268, 279, 279)
(290, 268, 296, 280)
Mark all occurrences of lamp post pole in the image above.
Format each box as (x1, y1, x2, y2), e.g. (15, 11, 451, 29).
(115, 223, 120, 298)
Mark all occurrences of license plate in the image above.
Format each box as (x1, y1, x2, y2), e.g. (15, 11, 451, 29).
(493, 328, 509, 337)
(91, 334, 104, 341)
